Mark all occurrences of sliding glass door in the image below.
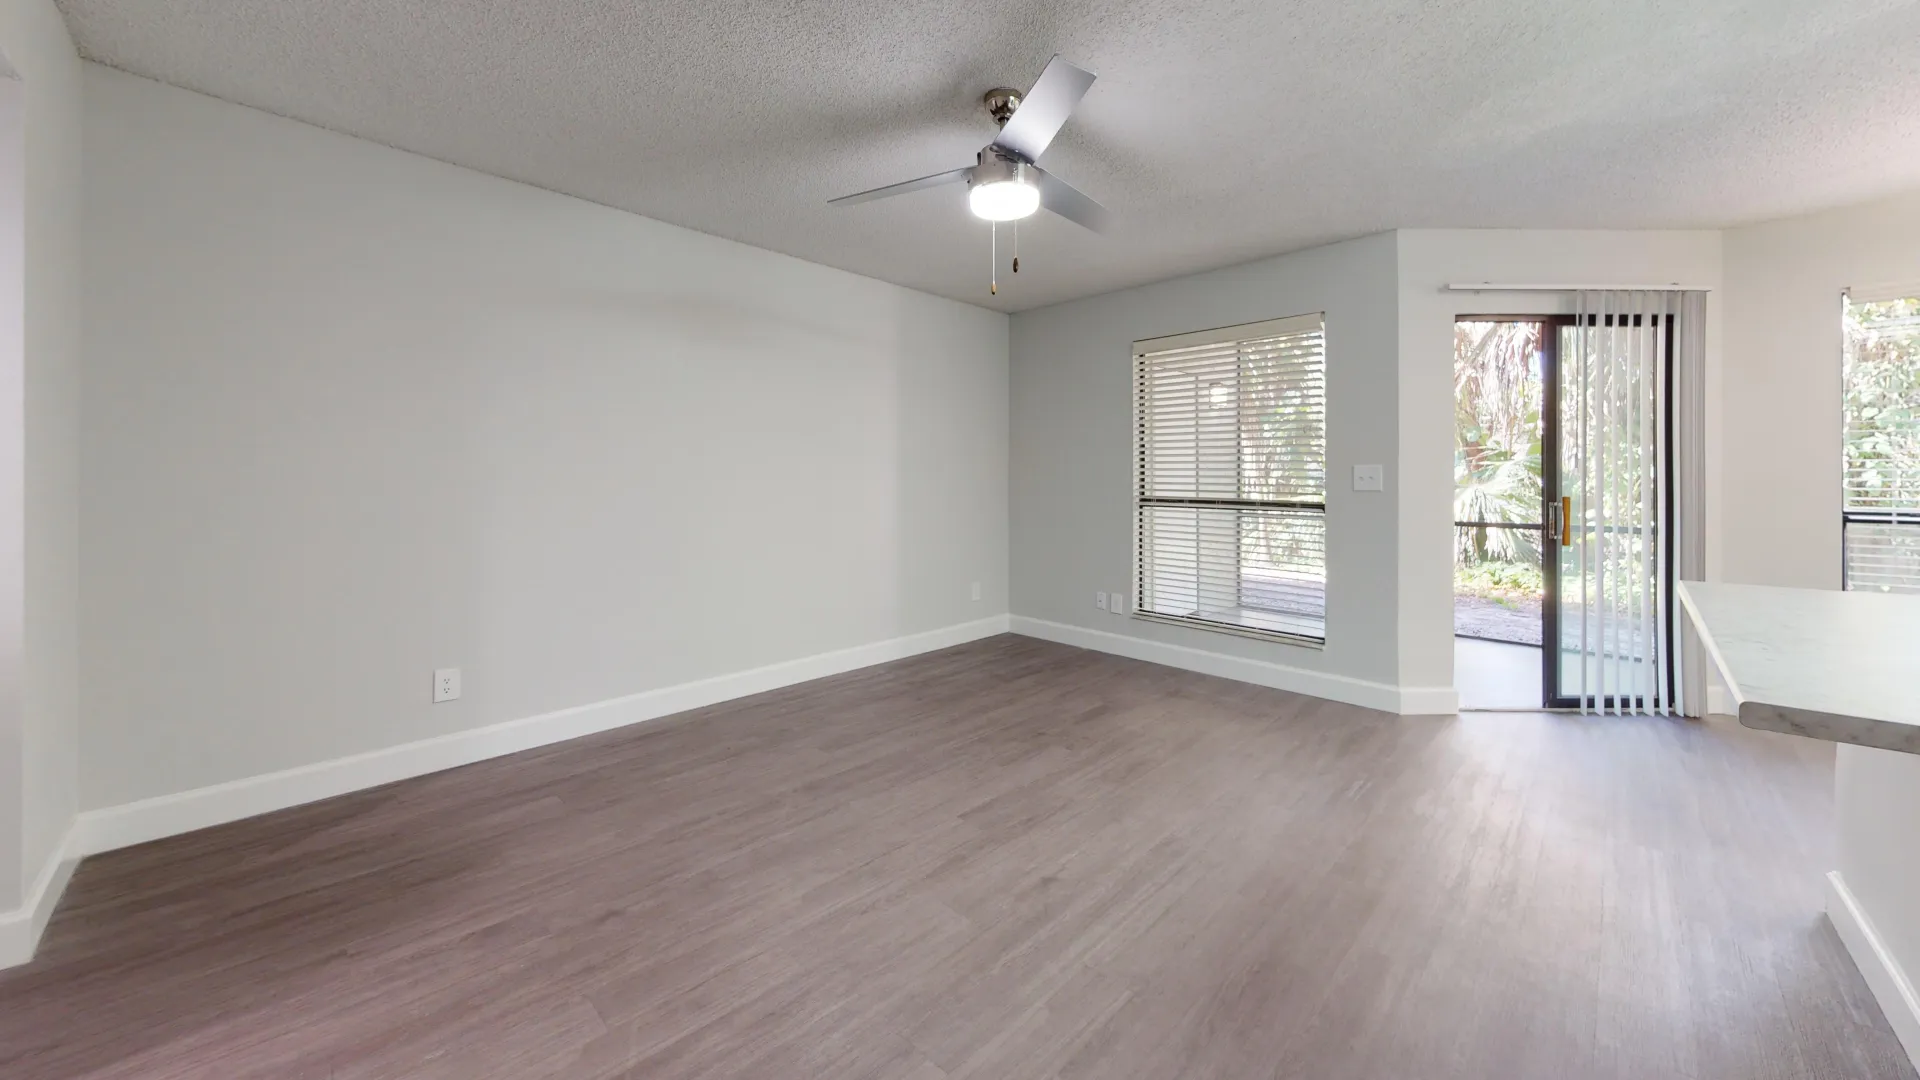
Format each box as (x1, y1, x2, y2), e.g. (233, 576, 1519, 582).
(1457, 303, 1681, 712)
(1544, 304, 1677, 712)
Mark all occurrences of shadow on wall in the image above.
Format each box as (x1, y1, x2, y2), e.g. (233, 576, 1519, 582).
(0, 64, 27, 913)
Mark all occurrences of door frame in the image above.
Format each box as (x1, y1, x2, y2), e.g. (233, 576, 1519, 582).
(1539, 312, 1678, 711)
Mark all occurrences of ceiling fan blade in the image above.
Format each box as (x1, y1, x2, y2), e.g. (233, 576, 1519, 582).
(992, 55, 1096, 163)
(1035, 167, 1110, 233)
(829, 166, 973, 206)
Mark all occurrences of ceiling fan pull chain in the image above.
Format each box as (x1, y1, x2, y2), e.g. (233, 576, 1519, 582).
(1013, 218, 1020, 273)
(990, 220, 998, 295)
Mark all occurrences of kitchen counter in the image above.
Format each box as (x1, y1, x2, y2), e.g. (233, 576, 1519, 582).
(1678, 580, 1920, 755)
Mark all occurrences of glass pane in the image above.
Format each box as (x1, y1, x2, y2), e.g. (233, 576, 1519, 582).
(1455, 321, 1544, 525)
(1555, 319, 1662, 705)
(1239, 331, 1327, 504)
(1239, 509, 1326, 629)
(1845, 521, 1920, 593)
(1138, 505, 1326, 642)
(1842, 298, 1920, 519)
(1843, 297, 1920, 595)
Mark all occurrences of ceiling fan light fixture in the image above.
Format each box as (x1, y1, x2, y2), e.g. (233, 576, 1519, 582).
(968, 152, 1040, 221)
(969, 177, 1040, 221)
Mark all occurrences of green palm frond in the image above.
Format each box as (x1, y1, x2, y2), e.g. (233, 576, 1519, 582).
(1455, 322, 1544, 566)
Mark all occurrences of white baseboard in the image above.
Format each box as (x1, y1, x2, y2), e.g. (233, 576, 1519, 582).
(1396, 683, 1461, 715)
(71, 614, 1012, 859)
(1009, 615, 1456, 715)
(0, 825, 80, 970)
(1827, 870, 1920, 1070)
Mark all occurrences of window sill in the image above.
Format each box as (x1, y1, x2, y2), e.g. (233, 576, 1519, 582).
(1132, 608, 1326, 649)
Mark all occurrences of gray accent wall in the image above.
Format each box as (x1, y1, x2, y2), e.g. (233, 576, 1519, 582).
(1008, 233, 1406, 696)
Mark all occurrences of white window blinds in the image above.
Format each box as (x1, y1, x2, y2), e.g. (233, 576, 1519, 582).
(1134, 313, 1328, 644)
(1843, 292, 1920, 593)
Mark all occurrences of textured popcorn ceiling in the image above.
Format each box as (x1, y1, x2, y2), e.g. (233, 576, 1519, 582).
(58, 0, 1920, 311)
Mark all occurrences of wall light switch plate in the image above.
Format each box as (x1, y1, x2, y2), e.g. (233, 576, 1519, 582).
(1110, 591, 1126, 614)
(433, 667, 461, 703)
(970, 581, 982, 602)
(1096, 591, 1109, 611)
(1353, 464, 1385, 492)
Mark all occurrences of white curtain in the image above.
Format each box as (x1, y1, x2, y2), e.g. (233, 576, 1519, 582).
(1563, 290, 1706, 715)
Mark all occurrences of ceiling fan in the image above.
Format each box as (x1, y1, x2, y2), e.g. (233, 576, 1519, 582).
(829, 55, 1110, 234)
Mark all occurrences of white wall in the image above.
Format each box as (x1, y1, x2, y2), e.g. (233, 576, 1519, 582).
(1396, 229, 1725, 697)
(1008, 233, 1420, 710)
(1722, 191, 1920, 1063)
(1834, 743, 1920, 1060)
(0, 0, 81, 920)
(1721, 191, 1920, 589)
(79, 66, 1008, 810)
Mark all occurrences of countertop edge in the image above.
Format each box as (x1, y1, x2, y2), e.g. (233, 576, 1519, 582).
(1678, 581, 1920, 756)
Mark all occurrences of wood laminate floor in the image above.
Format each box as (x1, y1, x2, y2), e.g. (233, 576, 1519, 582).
(1, 635, 1910, 1079)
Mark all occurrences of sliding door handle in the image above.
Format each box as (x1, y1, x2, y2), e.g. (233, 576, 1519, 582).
(1560, 496, 1573, 547)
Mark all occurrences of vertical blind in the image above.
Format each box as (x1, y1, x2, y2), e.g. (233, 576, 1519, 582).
(1842, 289, 1920, 594)
(1134, 313, 1327, 644)
(1561, 291, 1678, 716)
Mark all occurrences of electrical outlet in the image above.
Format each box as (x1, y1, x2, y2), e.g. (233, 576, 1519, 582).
(970, 581, 982, 602)
(1096, 591, 1109, 611)
(433, 667, 461, 703)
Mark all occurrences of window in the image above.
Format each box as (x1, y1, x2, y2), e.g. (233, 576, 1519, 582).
(1134, 314, 1328, 645)
(1843, 292, 1920, 593)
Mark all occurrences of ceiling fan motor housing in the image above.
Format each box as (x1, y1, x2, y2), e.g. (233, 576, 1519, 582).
(971, 145, 1032, 187)
(983, 88, 1023, 127)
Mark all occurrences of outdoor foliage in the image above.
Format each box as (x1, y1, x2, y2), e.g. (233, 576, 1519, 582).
(1239, 332, 1327, 584)
(1454, 549, 1544, 605)
(1843, 298, 1920, 592)
(1845, 299, 1920, 510)
(1454, 322, 1544, 565)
